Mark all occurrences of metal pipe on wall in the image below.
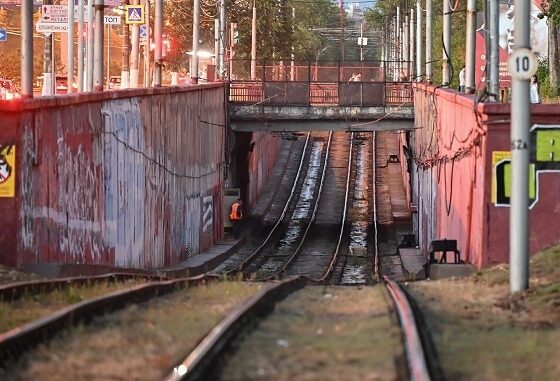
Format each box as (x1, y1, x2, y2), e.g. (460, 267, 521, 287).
(87, 0, 94, 90)
(410, 9, 415, 81)
(78, 0, 85, 91)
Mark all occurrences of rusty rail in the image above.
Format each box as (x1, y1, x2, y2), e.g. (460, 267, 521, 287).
(0, 273, 165, 301)
(163, 277, 307, 381)
(0, 274, 219, 366)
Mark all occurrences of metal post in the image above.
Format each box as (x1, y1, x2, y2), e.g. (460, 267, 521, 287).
(78, 0, 85, 91)
(215, 18, 220, 74)
(192, 0, 200, 83)
(121, 0, 130, 88)
(465, 0, 476, 93)
(106, 25, 110, 89)
(219, 0, 225, 78)
(396, 7, 400, 80)
(426, 0, 433, 82)
(41, 0, 53, 96)
(251, 2, 257, 79)
(87, 0, 94, 90)
(416, 0, 423, 81)
(403, 17, 409, 80)
(442, 0, 451, 85)
(93, 0, 104, 91)
(145, 0, 151, 86)
(21, 0, 33, 98)
(68, 0, 75, 93)
(410, 10, 415, 81)
(130, 0, 140, 87)
(154, 0, 162, 85)
(510, 0, 531, 293)
(489, 0, 499, 99)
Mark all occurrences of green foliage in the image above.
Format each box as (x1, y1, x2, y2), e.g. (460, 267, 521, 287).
(536, 57, 558, 101)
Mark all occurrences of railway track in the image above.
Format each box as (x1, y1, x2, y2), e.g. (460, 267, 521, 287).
(164, 132, 437, 381)
(1, 132, 439, 381)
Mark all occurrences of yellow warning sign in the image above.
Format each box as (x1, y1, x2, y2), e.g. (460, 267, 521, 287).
(125, 5, 144, 24)
(0, 145, 16, 198)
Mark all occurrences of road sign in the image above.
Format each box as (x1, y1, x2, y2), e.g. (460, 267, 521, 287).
(507, 48, 537, 80)
(125, 5, 144, 24)
(139, 24, 148, 38)
(41, 5, 68, 24)
(104, 15, 121, 25)
(0, 28, 6, 42)
(36, 22, 68, 35)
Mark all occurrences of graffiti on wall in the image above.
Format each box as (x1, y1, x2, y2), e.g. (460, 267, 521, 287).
(492, 125, 560, 208)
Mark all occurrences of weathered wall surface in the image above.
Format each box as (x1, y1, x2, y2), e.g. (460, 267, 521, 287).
(412, 84, 560, 267)
(0, 85, 227, 269)
(246, 132, 280, 209)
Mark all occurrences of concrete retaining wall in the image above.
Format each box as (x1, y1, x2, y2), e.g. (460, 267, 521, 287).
(0, 85, 227, 269)
(412, 84, 560, 267)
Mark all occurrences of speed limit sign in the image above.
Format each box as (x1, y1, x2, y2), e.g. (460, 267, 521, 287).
(507, 48, 537, 80)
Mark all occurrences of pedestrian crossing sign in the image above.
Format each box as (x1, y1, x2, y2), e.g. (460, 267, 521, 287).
(125, 5, 144, 24)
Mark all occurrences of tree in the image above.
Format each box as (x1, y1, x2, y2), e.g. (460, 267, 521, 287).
(540, 0, 560, 96)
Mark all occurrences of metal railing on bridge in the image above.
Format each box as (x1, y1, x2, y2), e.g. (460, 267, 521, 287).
(228, 59, 413, 107)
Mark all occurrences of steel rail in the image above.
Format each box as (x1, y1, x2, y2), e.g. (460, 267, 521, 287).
(0, 274, 219, 366)
(383, 276, 431, 381)
(0, 272, 165, 301)
(227, 132, 312, 275)
(259, 131, 334, 281)
(163, 277, 307, 381)
(310, 131, 354, 283)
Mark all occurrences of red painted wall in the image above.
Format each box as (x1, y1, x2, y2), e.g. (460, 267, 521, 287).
(412, 84, 560, 267)
(0, 85, 227, 269)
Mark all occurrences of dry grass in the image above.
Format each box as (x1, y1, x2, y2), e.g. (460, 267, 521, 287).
(3, 281, 263, 381)
(0, 279, 148, 333)
(0, 264, 42, 285)
(406, 241, 560, 381)
(220, 285, 404, 381)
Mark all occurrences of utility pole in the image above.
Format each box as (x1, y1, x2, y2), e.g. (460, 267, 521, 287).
(154, 0, 162, 85)
(489, 0, 499, 99)
(42, 0, 54, 96)
(251, 1, 257, 79)
(416, 0, 423, 81)
(87, 0, 94, 90)
(192, 0, 200, 83)
(442, 0, 451, 85)
(219, 0, 226, 79)
(130, 0, 140, 87)
(121, 0, 130, 88)
(403, 16, 409, 79)
(426, 0, 433, 82)
(465, 0, 476, 93)
(78, 0, 85, 91)
(396, 7, 400, 81)
(410, 9, 415, 81)
(339, 0, 344, 63)
(106, 24, 110, 89)
(93, 0, 104, 91)
(145, 0, 151, 86)
(68, 0, 75, 93)
(21, 0, 33, 98)
(509, 0, 532, 293)
(215, 18, 220, 77)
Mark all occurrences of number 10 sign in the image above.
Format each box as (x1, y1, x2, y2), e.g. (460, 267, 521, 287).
(507, 48, 537, 80)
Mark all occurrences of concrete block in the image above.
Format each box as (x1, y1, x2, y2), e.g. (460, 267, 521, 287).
(427, 263, 477, 280)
